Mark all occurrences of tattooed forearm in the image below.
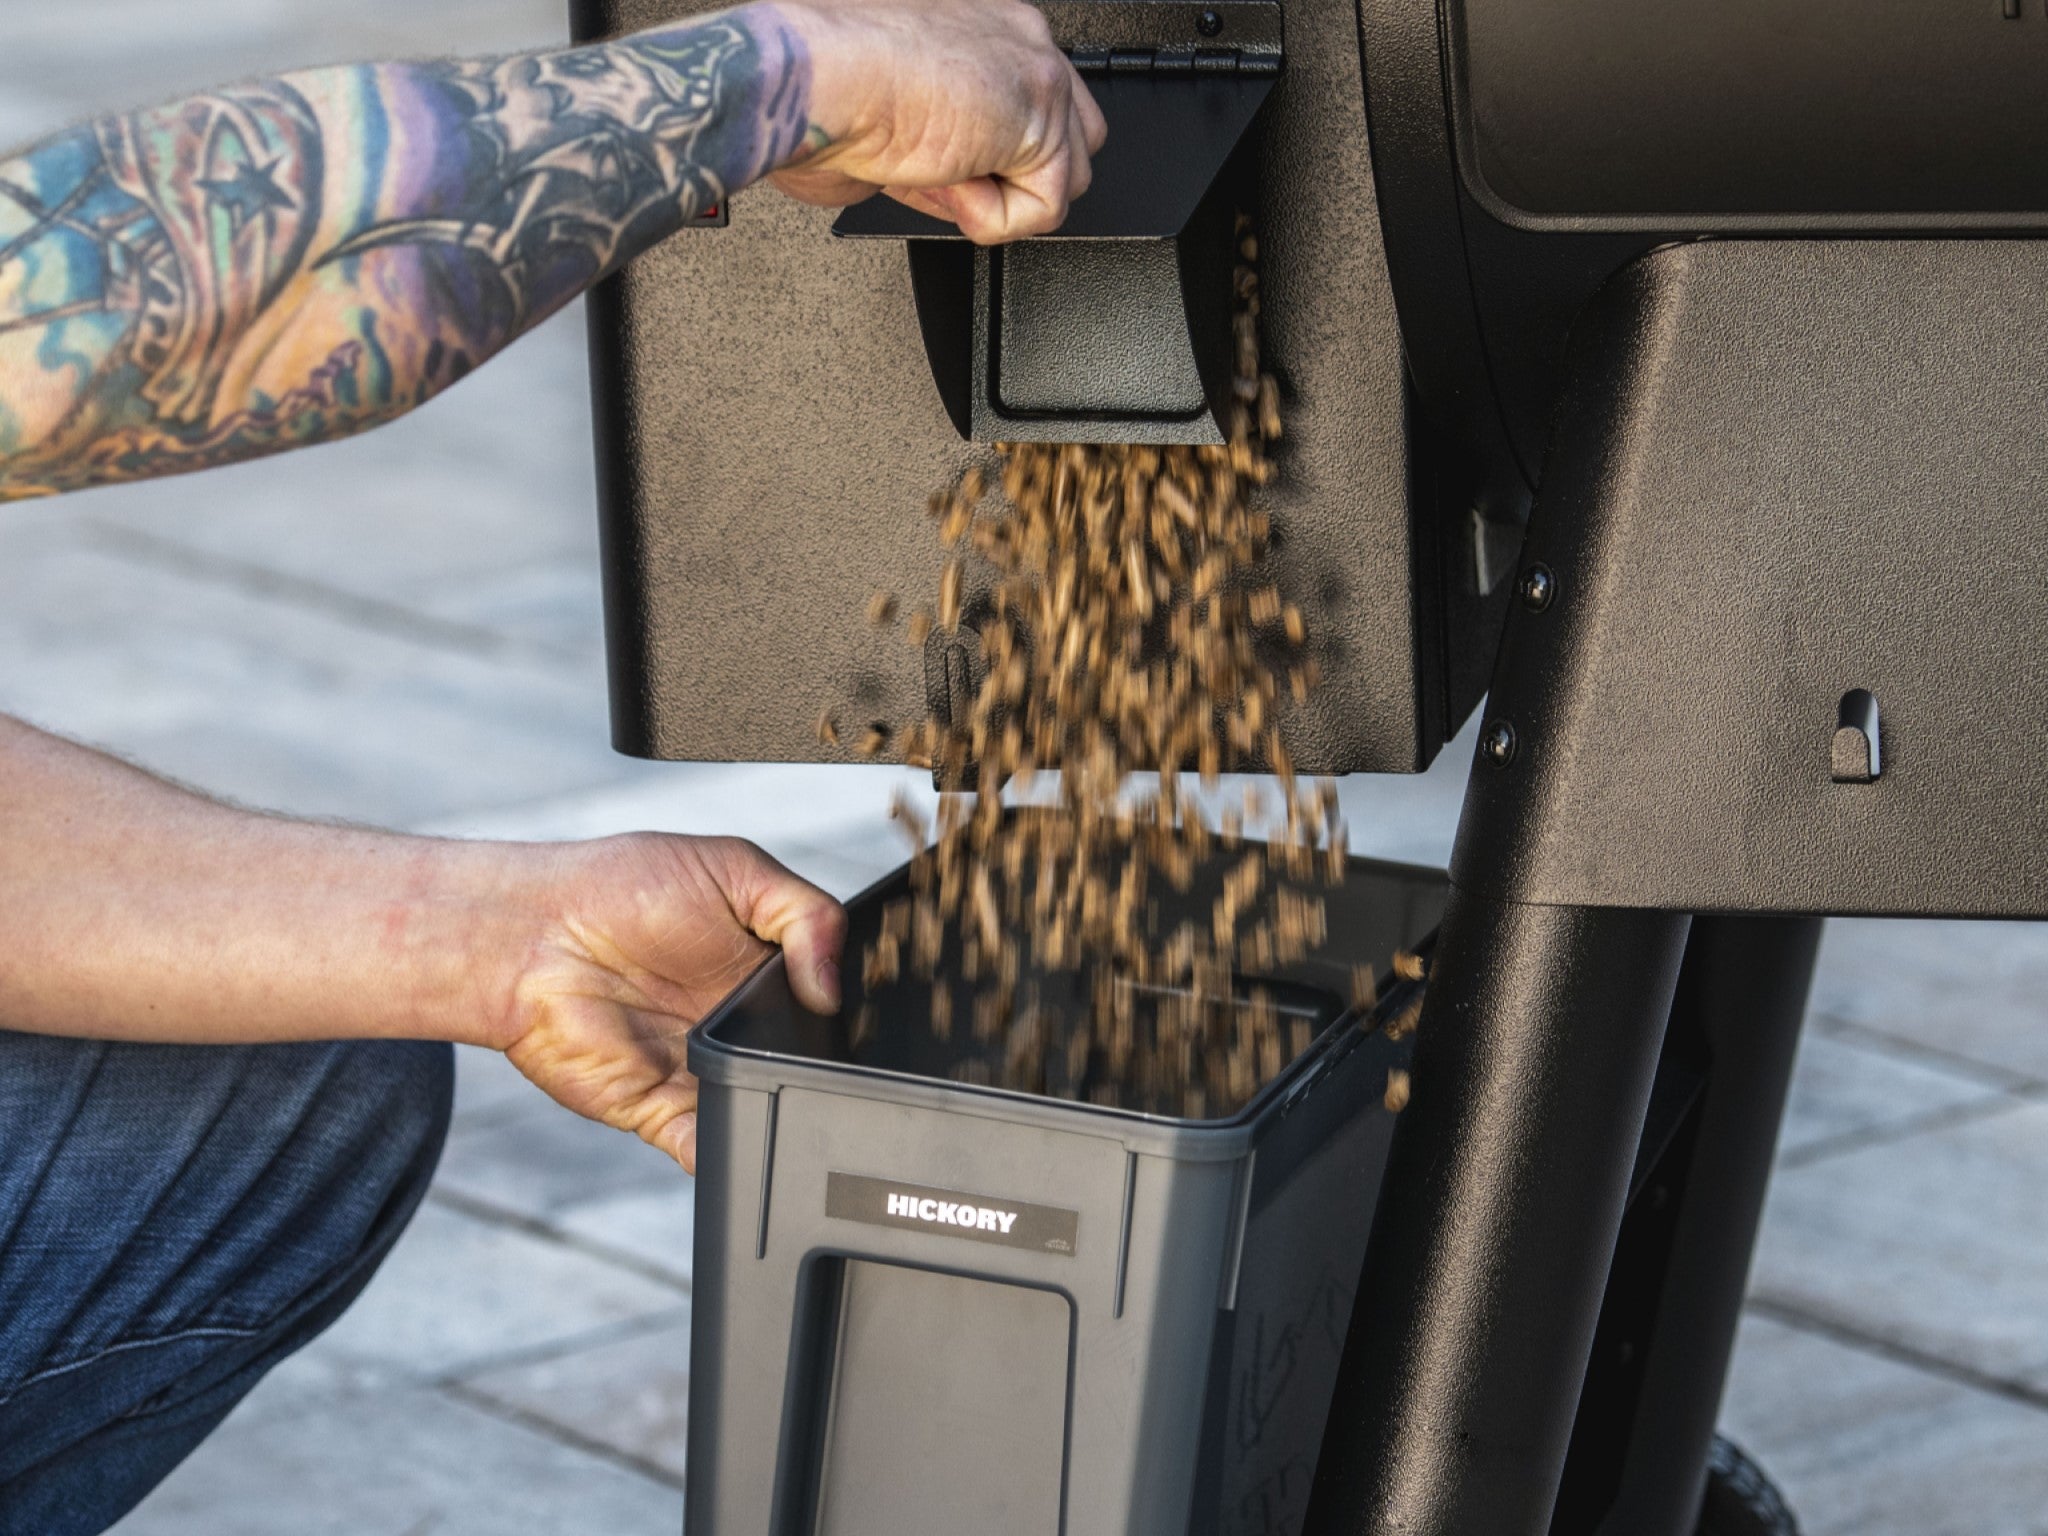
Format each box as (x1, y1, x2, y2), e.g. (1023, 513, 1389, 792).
(0, 5, 815, 500)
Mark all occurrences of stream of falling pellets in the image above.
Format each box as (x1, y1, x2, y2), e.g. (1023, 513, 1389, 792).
(823, 219, 1426, 1116)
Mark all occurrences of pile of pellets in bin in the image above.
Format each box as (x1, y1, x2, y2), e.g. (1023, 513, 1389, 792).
(821, 219, 1423, 1117)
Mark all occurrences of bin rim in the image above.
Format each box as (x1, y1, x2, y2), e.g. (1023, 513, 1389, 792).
(688, 846, 1441, 1160)
(690, 971, 1425, 1163)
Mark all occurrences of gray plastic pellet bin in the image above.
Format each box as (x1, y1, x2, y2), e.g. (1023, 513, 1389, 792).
(686, 851, 1447, 1535)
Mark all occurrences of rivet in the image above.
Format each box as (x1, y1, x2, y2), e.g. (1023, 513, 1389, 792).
(1197, 7, 1225, 35)
(1481, 719, 1518, 768)
(1519, 563, 1555, 613)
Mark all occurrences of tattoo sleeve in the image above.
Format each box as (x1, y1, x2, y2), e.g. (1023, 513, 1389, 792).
(0, 5, 815, 500)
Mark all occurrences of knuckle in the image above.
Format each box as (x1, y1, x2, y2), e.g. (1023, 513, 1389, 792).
(708, 834, 768, 879)
(1082, 99, 1109, 147)
(1015, 5, 1055, 46)
(1015, 117, 1047, 163)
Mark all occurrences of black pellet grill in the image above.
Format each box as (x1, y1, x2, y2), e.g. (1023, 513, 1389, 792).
(572, 0, 2048, 1532)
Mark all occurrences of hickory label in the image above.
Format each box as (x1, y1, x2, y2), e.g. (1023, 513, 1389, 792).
(825, 1172, 1079, 1257)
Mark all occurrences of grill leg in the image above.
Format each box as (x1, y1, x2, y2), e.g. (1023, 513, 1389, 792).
(1303, 890, 1690, 1536)
(1568, 915, 1822, 1536)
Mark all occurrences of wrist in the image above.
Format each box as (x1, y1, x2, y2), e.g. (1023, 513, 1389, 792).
(396, 835, 554, 1053)
(748, 1, 862, 163)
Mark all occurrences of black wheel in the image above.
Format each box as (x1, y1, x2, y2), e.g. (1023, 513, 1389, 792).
(1697, 1437, 1799, 1536)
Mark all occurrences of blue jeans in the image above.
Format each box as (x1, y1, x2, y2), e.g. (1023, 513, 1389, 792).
(0, 1032, 453, 1534)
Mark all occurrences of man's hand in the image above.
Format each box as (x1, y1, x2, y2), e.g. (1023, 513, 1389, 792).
(495, 834, 845, 1174)
(769, 0, 1108, 243)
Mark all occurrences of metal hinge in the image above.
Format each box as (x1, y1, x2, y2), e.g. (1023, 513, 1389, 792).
(1067, 45, 1281, 75)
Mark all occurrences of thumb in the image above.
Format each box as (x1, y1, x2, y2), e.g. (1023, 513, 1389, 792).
(768, 165, 880, 208)
(652, 1110, 699, 1176)
(709, 839, 848, 1015)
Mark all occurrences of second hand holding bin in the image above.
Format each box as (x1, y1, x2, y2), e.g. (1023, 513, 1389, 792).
(687, 852, 1446, 1536)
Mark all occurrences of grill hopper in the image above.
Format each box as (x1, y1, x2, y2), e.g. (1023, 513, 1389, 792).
(571, 0, 1515, 775)
(684, 849, 1444, 1535)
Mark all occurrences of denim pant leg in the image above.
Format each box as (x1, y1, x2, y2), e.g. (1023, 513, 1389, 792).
(0, 1032, 454, 1535)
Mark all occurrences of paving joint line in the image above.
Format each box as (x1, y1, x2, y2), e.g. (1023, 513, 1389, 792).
(440, 1379, 687, 1493)
(1806, 1009, 2047, 1093)
(426, 1184, 693, 1297)
(78, 518, 580, 669)
(430, 1303, 692, 1388)
(1778, 1084, 2048, 1169)
(1745, 1295, 2048, 1416)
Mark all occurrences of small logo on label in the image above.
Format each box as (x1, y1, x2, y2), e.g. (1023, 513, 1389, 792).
(826, 1172, 1080, 1257)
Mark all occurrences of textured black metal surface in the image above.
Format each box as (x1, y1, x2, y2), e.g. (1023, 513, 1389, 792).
(1304, 895, 1691, 1536)
(964, 183, 1239, 443)
(578, 0, 1470, 770)
(1039, 0, 1283, 55)
(1453, 241, 2048, 918)
(1354, 0, 1533, 514)
(1362, 0, 2048, 574)
(1455, 0, 2048, 228)
(581, 176, 970, 761)
(995, 240, 1202, 413)
(1568, 917, 1821, 1536)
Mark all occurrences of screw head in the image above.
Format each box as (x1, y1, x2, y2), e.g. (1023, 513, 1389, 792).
(1481, 719, 1518, 768)
(1197, 6, 1225, 35)
(1519, 563, 1555, 613)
